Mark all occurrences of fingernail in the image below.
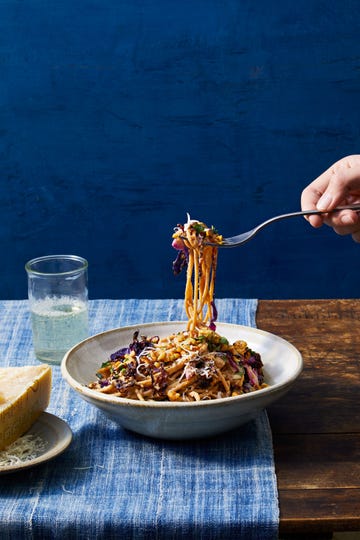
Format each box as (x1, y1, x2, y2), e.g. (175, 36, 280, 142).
(317, 193, 332, 211)
(341, 214, 355, 225)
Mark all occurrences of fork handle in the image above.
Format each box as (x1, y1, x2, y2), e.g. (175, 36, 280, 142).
(252, 204, 360, 239)
(266, 204, 360, 224)
(297, 204, 360, 216)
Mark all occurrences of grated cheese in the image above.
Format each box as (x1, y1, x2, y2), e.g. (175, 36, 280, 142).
(0, 433, 47, 467)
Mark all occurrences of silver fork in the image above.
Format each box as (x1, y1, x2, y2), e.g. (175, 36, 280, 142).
(207, 204, 360, 248)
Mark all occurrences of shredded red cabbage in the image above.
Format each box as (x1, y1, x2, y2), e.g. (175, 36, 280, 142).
(110, 331, 158, 360)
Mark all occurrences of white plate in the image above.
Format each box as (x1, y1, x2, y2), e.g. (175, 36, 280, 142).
(0, 412, 72, 474)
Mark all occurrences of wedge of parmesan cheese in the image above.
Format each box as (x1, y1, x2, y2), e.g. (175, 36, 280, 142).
(0, 364, 52, 450)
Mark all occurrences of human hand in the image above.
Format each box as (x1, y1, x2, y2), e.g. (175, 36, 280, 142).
(301, 155, 360, 242)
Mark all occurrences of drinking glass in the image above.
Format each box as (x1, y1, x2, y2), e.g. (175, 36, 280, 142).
(25, 255, 89, 364)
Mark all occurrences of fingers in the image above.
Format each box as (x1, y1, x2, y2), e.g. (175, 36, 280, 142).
(301, 182, 324, 211)
(323, 209, 360, 236)
(301, 155, 360, 233)
(315, 155, 360, 207)
(307, 214, 324, 228)
(301, 184, 325, 227)
(301, 185, 325, 228)
(316, 156, 360, 210)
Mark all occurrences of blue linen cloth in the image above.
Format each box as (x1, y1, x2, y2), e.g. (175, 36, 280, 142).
(0, 299, 279, 540)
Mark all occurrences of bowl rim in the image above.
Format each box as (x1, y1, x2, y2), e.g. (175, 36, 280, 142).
(61, 320, 303, 409)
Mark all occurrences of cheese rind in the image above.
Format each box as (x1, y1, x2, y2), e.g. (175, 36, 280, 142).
(0, 365, 52, 450)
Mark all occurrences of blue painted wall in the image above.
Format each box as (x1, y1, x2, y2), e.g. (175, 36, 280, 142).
(1, 1, 359, 300)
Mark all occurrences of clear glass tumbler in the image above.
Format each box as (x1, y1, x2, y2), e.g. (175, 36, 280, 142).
(25, 254, 89, 364)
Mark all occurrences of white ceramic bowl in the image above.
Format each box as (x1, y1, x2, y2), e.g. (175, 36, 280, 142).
(61, 321, 303, 440)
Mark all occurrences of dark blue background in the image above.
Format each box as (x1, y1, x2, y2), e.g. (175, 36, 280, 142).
(1, 1, 359, 300)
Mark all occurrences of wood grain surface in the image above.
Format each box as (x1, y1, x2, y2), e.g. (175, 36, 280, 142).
(257, 299, 360, 537)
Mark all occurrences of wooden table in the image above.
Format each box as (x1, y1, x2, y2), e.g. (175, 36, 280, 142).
(257, 299, 360, 540)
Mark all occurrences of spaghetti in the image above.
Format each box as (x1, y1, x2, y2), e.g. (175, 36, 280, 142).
(172, 215, 223, 331)
(88, 328, 266, 401)
(87, 216, 267, 402)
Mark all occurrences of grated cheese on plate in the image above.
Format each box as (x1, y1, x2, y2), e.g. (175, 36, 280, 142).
(0, 434, 47, 467)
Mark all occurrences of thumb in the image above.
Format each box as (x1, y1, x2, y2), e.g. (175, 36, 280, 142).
(316, 176, 348, 211)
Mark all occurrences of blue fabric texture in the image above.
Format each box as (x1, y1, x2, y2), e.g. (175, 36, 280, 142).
(0, 299, 279, 539)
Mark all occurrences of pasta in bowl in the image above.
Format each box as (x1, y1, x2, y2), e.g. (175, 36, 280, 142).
(61, 320, 303, 440)
(62, 216, 302, 439)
